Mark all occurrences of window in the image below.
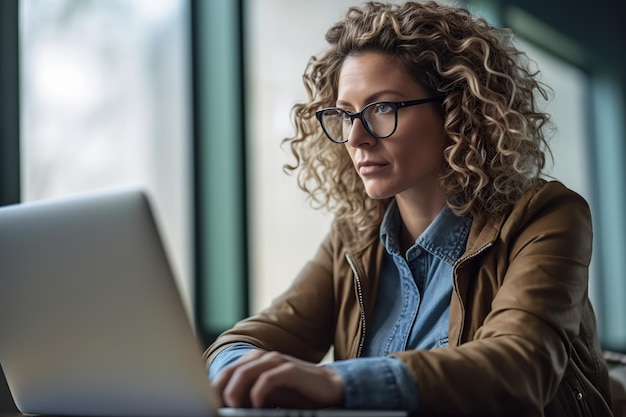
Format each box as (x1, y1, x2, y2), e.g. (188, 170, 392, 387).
(19, 0, 194, 312)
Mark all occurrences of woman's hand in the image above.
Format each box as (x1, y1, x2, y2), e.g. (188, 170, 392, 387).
(213, 349, 345, 409)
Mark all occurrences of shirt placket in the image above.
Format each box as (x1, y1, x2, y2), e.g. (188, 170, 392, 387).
(384, 252, 421, 355)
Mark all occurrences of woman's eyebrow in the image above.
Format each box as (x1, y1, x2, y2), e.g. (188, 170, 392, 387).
(336, 90, 407, 107)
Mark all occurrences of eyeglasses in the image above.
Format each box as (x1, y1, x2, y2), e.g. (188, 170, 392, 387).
(315, 97, 444, 144)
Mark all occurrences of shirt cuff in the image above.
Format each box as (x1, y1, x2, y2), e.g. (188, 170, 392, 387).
(325, 356, 419, 411)
(208, 342, 257, 381)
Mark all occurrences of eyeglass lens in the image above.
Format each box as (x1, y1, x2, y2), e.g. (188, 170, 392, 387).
(320, 102, 397, 143)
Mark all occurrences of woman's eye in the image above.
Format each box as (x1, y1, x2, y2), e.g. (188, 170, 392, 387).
(374, 103, 393, 114)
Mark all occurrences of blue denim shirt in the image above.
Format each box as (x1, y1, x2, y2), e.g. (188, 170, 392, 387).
(209, 201, 471, 410)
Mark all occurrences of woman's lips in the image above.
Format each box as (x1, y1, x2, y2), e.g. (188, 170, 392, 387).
(357, 161, 389, 175)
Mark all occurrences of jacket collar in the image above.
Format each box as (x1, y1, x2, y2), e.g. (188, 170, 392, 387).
(380, 199, 471, 265)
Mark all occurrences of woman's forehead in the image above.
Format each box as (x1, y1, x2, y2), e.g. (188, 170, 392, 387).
(337, 52, 427, 102)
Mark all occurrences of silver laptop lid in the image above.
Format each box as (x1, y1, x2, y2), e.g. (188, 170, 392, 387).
(0, 188, 219, 417)
(0, 189, 409, 417)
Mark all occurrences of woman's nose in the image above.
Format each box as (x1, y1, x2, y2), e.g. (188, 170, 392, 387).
(345, 118, 376, 147)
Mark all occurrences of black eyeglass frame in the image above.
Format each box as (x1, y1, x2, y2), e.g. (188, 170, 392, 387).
(315, 96, 445, 144)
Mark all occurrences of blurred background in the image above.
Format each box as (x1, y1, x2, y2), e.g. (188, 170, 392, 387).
(1, 3, 624, 408)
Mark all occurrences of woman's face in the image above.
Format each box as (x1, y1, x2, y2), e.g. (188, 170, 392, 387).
(338, 51, 447, 201)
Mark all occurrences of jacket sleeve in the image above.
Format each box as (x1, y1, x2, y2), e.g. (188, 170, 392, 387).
(391, 183, 597, 416)
(203, 231, 336, 369)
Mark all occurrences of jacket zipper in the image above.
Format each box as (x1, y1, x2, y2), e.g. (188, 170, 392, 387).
(347, 241, 494, 353)
(345, 253, 366, 358)
(452, 242, 493, 346)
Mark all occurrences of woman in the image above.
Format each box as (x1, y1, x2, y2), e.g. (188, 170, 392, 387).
(204, 1, 614, 415)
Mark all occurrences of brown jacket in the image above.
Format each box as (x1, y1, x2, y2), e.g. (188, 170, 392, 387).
(205, 181, 613, 416)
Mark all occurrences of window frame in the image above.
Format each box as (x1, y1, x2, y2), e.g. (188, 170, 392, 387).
(191, 0, 250, 346)
(0, 0, 20, 207)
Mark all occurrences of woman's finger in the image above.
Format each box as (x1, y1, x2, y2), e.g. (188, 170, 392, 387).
(249, 361, 344, 409)
(212, 349, 267, 399)
(220, 351, 294, 408)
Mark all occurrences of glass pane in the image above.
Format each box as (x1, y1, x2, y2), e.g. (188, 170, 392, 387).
(517, 41, 592, 205)
(245, 0, 350, 313)
(19, 0, 194, 312)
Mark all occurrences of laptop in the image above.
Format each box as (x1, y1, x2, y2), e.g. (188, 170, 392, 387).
(0, 188, 406, 417)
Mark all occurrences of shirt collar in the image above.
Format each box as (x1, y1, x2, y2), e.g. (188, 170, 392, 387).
(380, 199, 472, 265)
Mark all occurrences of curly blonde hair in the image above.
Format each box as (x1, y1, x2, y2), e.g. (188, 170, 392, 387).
(283, 1, 552, 237)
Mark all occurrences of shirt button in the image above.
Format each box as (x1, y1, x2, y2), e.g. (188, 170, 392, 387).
(414, 248, 422, 256)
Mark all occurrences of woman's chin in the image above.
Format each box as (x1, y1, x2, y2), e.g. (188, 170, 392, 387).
(364, 188, 394, 200)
